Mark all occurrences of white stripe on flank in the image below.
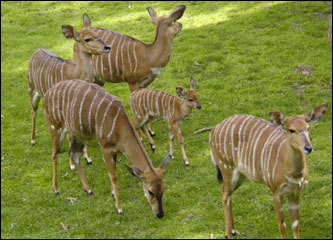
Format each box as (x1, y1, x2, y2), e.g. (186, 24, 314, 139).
(217, 117, 232, 159)
(239, 116, 253, 175)
(108, 33, 118, 81)
(45, 58, 53, 92)
(115, 35, 123, 77)
(155, 91, 162, 116)
(70, 83, 85, 131)
(120, 36, 126, 76)
(272, 139, 287, 181)
(95, 91, 107, 132)
(223, 116, 237, 162)
(126, 39, 132, 73)
(266, 133, 283, 185)
(88, 89, 100, 134)
(54, 59, 59, 86)
(259, 127, 279, 183)
(51, 84, 57, 122)
(65, 82, 77, 129)
(237, 116, 251, 169)
(79, 86, 92, 134)
(100, 32, 109, 80)
(133, 40, 137, 73)
(49, 58, 57, 89)
(243, 120, 261, 180)
(61, 81, 71, 121)
(107, 107, 122, 138)
(172, 96, 176, 119)
(161, 92, 167, 118)
(252, 124, 270, 181)
(264, 130, 281, 184)
(150, 91, 155, 115)
(100, 99, 115, 138)
(230, 116, 245, 165)
(33, 53, 44, 96)
(38, 54, 49, 96)
(56, 83, 62, 122)
(60, 61, 65, 82)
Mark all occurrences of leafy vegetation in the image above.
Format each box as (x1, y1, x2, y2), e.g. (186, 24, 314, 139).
(1, 1, 332, 239)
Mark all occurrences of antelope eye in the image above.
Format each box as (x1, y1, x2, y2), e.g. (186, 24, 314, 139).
(84, 38, 92, 42)
(289, 129, 295, 133)
(148, 190, 154, 197)
(189, 99, 194, 102)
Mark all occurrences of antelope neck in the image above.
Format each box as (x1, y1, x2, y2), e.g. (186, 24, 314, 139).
(71, 43, 95, 81)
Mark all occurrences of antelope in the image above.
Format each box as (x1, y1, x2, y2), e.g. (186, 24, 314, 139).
(43, 79, 170, 218)
(209, 103, 327, 239)
(130, 77, 201, 166)
(27, 14, 110, 169)
(90, 5, 186, 92)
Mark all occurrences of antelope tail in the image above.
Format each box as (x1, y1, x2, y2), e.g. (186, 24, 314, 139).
(193, 127, 212, 134)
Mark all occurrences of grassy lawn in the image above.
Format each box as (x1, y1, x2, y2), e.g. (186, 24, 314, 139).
(1, 1, 332, 239)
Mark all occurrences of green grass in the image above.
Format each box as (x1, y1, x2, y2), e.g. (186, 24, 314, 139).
(1, 1, 332, 239)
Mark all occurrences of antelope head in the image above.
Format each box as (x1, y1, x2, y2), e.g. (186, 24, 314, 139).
(62, 13, 110, 55)
(176, 77, 201, 110)
(148, 5, 186, 40)
(269, 103, 327, 154)
(125, 152, 170, 218)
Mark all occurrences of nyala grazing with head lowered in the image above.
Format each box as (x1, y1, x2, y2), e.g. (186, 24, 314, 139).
(130, 77, 201, 166)
(43, 80, 170, 218)
(209, 103, 327, 239)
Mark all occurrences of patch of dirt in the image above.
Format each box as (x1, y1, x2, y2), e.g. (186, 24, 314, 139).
(293, 64, 314, 76)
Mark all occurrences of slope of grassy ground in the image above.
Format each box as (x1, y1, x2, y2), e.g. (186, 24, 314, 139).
(1, 1, 332, 239)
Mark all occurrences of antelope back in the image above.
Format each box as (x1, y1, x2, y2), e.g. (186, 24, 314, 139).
(130, 88, 179, 121)
(210, 114, 288, 184)
(43, 79, 124, 142)
(28, 48, 73, 97)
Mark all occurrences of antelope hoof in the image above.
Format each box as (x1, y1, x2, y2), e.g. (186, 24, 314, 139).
(185, 162, 190, 167)
(232, 230, 239, 236)
(170, 154, 174, 160)
(54, 190, 59, 195)
(70, 164, 76, 170)
(31, 140, 35, 145)
(85, 157, 92, 165)
(85, 190, 94, 196)
(150, 144, 156, 153)
(117, 209, 123, 215)
(148, 130, 156, 137)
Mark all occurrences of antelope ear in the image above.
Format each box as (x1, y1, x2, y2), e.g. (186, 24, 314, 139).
(303, 103, 328, 123)
(62, 25, 78, 40)
(83, 13, 91, 28)
(147, 7, 158, 25)
(125, 164, 144, 178)
(176, 87, 186, 97)
(167, 5, 186, 23)
(269, 111, 285, 127)
(190, 77, 196, 90)
(159, 152, 170, 171)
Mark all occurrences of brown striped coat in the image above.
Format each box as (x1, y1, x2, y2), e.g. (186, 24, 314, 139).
(43, 79, 169, 218)
(130, 77, 201, 166)
(209, 103, 327, 239)
(90, 5, 186, 92)
(28, 14, 110, 168)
